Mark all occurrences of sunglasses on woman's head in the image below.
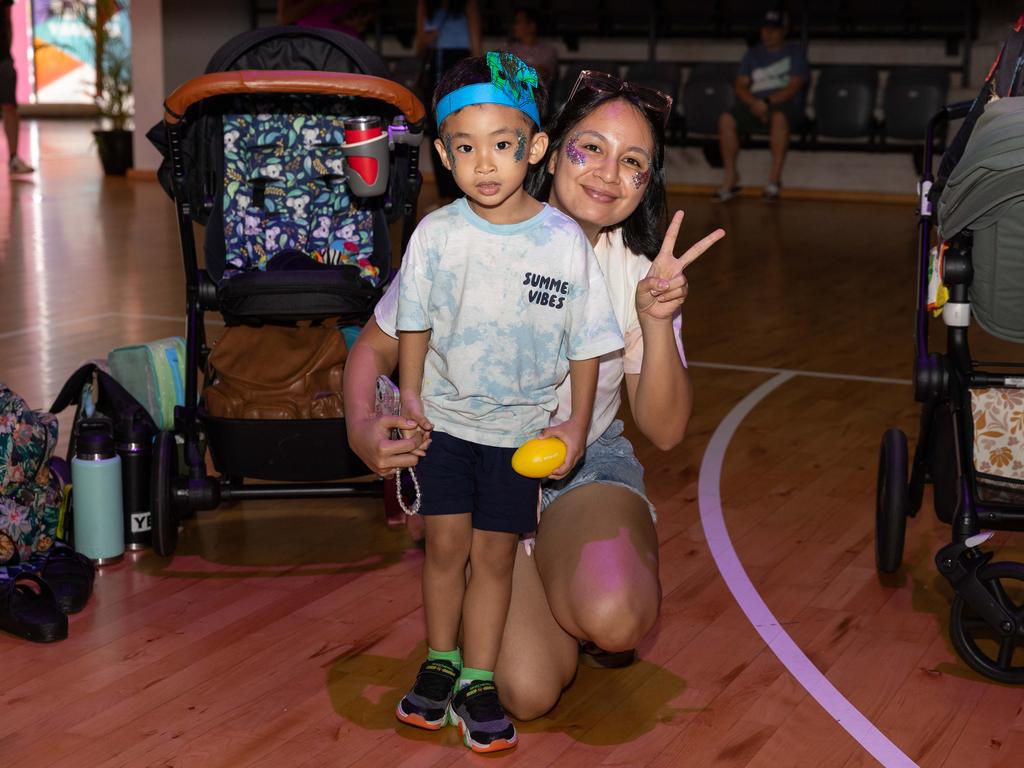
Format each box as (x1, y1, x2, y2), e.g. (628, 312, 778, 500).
(567, 70, 673, 127)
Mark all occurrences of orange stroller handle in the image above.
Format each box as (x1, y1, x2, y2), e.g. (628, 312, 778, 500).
(163, 70, 426, 125)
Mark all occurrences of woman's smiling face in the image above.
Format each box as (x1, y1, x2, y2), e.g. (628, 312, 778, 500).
(547, 98, 656, 240)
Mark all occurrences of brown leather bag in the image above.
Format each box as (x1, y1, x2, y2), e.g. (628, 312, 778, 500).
(204, 323, 347, 420)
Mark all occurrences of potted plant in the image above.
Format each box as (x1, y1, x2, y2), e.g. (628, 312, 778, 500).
(67, 0, 134, 174)
(92, 35, 133, 175)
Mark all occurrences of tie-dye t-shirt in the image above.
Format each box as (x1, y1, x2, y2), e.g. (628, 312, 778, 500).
(396, 197, 624, 448)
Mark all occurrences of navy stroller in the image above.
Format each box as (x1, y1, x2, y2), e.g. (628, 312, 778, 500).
(147, 27, 426, 557)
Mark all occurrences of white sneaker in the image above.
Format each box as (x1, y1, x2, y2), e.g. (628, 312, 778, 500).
(762, 182, 781, 201)
(8, 157, 34, 174)
(712, 185, 740, 203)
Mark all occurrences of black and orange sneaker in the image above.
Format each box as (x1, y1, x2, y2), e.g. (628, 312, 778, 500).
(447, 680, 517, 753)
(395, 659, 459, 730)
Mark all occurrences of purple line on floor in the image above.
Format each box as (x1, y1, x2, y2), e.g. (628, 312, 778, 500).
(697, 371, 917, 768)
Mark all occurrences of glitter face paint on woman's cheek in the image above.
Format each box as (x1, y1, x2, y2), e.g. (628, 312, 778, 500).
(565, 133, 586, 166)
(514, 129, 526, 162)
(632, 169, 651, 190)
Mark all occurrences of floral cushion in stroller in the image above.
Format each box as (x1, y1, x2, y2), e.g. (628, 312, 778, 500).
(222, 113, 379, 286)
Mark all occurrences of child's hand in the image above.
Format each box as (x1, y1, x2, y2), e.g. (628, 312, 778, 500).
(539, 419, 588, 480)
(399, 389, 433, 440)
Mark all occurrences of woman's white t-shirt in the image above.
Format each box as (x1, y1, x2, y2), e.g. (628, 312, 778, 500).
(375, 227, 686, 446)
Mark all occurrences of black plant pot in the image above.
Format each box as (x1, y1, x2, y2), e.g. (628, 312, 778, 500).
(93, 129, 133, 175)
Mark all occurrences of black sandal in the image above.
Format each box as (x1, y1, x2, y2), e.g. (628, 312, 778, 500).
(29, 543, 96, 614)
(0, 571, 68, 643)
(578, 641, 637, 669)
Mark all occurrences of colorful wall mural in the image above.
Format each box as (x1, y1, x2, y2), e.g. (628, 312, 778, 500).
(10, 0, 131, 104)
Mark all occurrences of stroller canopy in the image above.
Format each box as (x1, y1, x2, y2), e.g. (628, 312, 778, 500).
(148, 26, 405, 226)
(204, 26, 391, 78)
(938, 96, 1024, 344)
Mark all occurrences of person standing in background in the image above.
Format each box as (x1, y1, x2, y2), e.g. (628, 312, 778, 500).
(416, 0, 481, 201)
(506, 7, 557, 94)
(2, 0, 33, 174)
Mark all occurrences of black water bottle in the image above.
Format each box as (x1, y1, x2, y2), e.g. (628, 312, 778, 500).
(115, 416, 154, 550)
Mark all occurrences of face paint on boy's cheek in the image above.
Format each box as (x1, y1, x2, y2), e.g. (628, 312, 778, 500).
(632, 169, 651, 190)
(443, 134, 456, 170)
(565, 133, 585, 166)
(514, 129, 526, 162)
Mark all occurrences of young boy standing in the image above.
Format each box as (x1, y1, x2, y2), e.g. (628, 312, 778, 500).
(394, 52, 623, 752)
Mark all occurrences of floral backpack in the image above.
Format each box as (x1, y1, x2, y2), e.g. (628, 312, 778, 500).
(0, 384, 65, 563)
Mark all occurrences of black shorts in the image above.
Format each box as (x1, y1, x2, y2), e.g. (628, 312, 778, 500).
(415, 431, 540, 534)
(0, 59, 15, 105)
(730, 98, 803, 135)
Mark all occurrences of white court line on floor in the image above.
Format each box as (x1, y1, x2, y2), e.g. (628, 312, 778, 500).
(0, 312, 222, 342)
(0, 312, 117, 341)
(698, 371, 917, 767)
(110, 312, 224, 325)
(688, 360, 911, 386)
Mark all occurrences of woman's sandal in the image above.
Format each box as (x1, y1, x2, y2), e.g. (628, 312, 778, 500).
(0, 571, 69, 643)
(578, 641, 637, 669)
(27, 543, 96, 614)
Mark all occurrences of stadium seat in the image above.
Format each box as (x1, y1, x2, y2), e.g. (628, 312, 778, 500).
(682, 62, 736, 137)
(802, 0, 844, 36)
(604, 0, 658, 36)
(882, 66, 950, 141)
(547, 0, 602, 43)
(812, 65, 879, 140)
(908, 0, 974, 38)
(552, 60, 621, 112)
(664, 1, 719, 36)
(721, 0, 789, 37)
(846, 0, 911, 35)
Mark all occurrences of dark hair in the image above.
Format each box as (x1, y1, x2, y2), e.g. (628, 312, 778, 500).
(526, 87, 667, 259)
(432, 52, 548, 131)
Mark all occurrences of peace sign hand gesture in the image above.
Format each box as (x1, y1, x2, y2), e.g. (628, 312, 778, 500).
(634, 211, 726, 322)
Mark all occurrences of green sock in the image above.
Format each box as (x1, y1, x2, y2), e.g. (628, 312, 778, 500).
(427, 646, 462, 670)
(457, 666, 493, 689)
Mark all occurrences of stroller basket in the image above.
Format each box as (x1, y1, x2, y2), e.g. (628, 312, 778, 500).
(202, 411, 367, 482)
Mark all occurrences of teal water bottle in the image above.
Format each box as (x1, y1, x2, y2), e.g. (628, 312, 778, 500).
(71, 419, 125, 565)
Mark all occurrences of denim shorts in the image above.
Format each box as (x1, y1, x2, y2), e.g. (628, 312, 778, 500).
(540, 419, 656, 521)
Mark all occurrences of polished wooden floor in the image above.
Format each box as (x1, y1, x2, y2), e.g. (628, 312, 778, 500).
(4, 120, 1024, 767)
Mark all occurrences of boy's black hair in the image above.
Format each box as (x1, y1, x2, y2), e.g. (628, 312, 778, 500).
(525, 87, 667, 259)
(432, 52, 548, 132)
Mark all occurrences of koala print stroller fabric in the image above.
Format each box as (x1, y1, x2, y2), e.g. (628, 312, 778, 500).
(222, 113, 379, 285)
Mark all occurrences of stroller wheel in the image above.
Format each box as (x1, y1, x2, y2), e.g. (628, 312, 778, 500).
(950, 561, 1024, 684)
(151, 431, 180, 557)
(875, 428, 910, 573)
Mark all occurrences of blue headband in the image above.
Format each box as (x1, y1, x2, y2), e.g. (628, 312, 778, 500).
(435, 53, 541, 129)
